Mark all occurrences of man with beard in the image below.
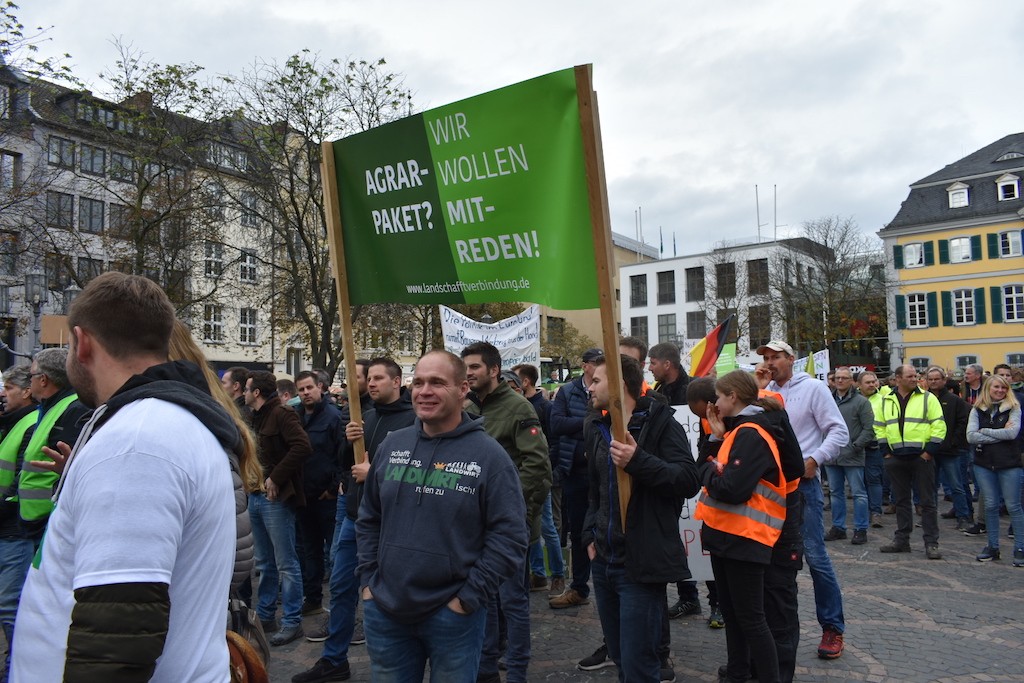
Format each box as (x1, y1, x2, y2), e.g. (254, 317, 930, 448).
(461, 342, 550, 683)
(11, 272, 241, 682)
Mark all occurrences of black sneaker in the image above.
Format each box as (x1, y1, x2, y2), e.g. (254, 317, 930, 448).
(577, 643, 614, 671)
(350, 620, 365, 645)
(292, 657, 351, 683)
(660, 655, 676, 683)
(963, 523, 987, 536)
(850, 530, 867, 545)
(1014, 549, 1024, 568)
(667, 599, 701, 619)
(707, 605, 725, 629)
(823, 527, 847, 541)
(976, 546, 1000, 562)
(270, 624, 304, 646)
(305, 618, 329, 643)
(302, 599, 324, 616)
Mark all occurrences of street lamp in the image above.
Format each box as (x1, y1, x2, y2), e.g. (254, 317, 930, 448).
(64, 283, 81, 314)
(24, 269, 47, 357)
(871, 344, 882, 369)
(893, 344, 904, 366)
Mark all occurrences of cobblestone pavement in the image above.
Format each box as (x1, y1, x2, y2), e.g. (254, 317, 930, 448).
(269, 513, 1024, 682)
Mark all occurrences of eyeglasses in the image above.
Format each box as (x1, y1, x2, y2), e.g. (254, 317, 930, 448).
(27, 372, 44, 380)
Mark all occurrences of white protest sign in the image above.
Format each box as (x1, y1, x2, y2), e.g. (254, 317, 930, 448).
(440, 304, 541, 368)
(793, 348, 831, 383)
(672, 404, 713, 582)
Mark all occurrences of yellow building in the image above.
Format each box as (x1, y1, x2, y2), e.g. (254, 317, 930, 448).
(882, 134, 1024, 372)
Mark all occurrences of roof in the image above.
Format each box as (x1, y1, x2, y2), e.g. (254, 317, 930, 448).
(883, 133, 1024, 232)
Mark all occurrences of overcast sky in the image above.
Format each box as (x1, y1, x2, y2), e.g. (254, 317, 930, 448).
(19, 0, 1024, 253)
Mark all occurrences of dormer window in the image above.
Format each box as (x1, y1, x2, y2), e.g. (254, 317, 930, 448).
(997, 173, 1019, 201)
(996, 152, 1024, 162)
(947, 181, 969, 208)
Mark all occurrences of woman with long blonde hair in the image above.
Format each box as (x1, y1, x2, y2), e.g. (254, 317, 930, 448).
(967, 374, 1022, 565)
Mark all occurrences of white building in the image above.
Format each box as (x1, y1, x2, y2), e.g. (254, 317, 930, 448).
(619, 237, 825, 367)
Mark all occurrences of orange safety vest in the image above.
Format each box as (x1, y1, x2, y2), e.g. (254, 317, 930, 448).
(694, 422, 788, 548)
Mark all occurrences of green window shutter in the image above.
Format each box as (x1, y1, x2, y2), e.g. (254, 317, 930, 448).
(892, 244, 904, 269)
(990, 286, 1004, 323)
(940, 291, 953, 326)
(971, 235, 982, 261)
(926, 291, 939, 327)
(988, 233, 1000, 259)
(938, 240, 950, 265)
(974, 288, 986, 324)
(895, 294, 907, 329)
(923, 241, 935, 266)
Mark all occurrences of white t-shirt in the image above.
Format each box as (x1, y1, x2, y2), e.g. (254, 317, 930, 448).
(12, 398, 236, 683)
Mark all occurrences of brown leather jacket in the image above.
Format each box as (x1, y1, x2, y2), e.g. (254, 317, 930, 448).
(252, 395, 311, 506)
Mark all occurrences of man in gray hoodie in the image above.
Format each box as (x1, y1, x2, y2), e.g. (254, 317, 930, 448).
(355, 350, 527, 683)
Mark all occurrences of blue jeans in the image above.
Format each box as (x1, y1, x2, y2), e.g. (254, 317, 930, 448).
(529, 493, 565, 578)
(824, 464, 868, 532)
(799, 477, 845, 633)
(592, 558, 664, 683)
(864, 448, 884, 515)
(973, 466, 1024, 553)
(249, 493, 303, 629)
(323, 500, 358, 665)
(363, 598, 487, 683)
(936, 454, 971, 519)
(480, 555, 531, 683)
(0, 538, 34, 679)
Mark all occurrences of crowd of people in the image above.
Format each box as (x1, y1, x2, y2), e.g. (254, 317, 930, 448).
(0, 277, 1019, 683)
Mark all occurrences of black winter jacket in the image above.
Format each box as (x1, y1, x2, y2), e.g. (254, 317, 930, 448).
(582, 397, 700, 583)
(296, 398, 344, 498)
(932, 387, 970, 456)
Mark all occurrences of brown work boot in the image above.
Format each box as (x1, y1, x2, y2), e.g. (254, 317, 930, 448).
(529, 574, 550, 592)
(548, 576, 565, 597)
(549, 587, 589, 609)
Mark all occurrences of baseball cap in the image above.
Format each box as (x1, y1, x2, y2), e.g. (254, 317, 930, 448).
(500, 370, 522, 389)
(756, 340, 795, 357)
(582, 348, 604, 363)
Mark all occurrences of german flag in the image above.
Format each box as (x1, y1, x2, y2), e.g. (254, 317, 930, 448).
(689, 314, 735, 377)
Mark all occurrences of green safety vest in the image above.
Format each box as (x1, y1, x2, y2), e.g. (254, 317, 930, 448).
(0, 412, 38, 489)
(17, 394, 78, 521)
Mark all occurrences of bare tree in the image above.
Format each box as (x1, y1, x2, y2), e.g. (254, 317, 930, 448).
(220, 53, 412, 376)
(768, 216, 887, 357)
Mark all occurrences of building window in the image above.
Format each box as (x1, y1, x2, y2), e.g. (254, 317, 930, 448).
(240, 249, 258, 283)
(0, 151, 19, 190)
(748, 304, 771, 348)
(1007, 353, 1024, 365)
(657, 313, 676, 343)
(952, 289, 975, 325)
(204, 241, 223, 277)
(0, 285, 8, 315)
(203, 305, 223, 342)
(79, 144, 105, 175)
(685, 267, 705, 302)
(909, 357, 931, 371)
(907, 293, 928, 328)
(996, 174, 1019, 201)
(45, 253, 71, 290)
(955, 355, 979, 369)
(0, 86, 10, 119)
(240, 192, 259, 228)
(108, 203, 133, 239)
(656, 270, 675, 305)
(686, 311, 705, 339)
(1000, 230, 1023, 257)
(47, 136, 75, 168)
(629, 316, 648, 343)
(546, 316, 565, 343)
(165, 269, 186, 302)
(903, 243, 925, 268)
(947, 182, 969, 208)
(286, 348, 303, 377)
(46, 191, 74, 228)
(715, 262, 736, 298)
(76, 257, 103, 286)
(747, 258, 769, 296)
(1004, 284, 1024, 322)
(0, 232, 16, 276)
(109, 152, 134, 182)
(78, 197, 104, 234)
(948, 237, 972, 263)
(630, 274, 647, 307)
(239, 308, 257, 344)
(208, 142, 248, 172)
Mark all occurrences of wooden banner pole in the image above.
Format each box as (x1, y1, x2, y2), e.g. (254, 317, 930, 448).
(320, 140, 366, 464)
(575, 64, 631, 529)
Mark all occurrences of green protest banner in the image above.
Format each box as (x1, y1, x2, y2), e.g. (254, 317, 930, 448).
(327, 67, 599, 310)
